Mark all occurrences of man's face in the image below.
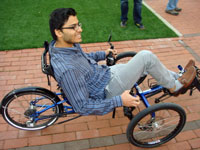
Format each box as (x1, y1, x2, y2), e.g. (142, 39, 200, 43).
(57, 15, 82, 46)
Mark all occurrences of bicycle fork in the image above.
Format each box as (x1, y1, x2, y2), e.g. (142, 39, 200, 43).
(134, 84, 156, 118)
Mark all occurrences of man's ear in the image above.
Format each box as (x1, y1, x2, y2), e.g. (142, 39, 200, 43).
(55, 29, 63, 38)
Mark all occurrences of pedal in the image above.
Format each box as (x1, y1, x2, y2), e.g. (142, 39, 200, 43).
(60, 113, 68, 117)
(181, 76, 200, 96)
(123, 106, 135, 120)
(194, 67, 200, 91)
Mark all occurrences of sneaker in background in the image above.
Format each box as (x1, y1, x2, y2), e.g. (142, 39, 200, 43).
(135, 23, 145, 30)
(120, 21, 127, 28)
(165, 10, 179, 15)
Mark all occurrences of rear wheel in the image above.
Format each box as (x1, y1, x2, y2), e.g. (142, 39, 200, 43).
(1, 88, 61, 130)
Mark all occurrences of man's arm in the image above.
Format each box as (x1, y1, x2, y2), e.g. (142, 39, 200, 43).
(87, 51, 106, 62)
(60, 69, 122, 115)
(87, 49, 117, 62)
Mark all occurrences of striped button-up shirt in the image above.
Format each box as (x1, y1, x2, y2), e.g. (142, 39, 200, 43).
(49, 41, 122, 115)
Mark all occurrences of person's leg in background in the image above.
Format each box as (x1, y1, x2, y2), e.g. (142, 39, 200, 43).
(133, 0, 144, 29)
(120, 0, 129, 27)
(165, 0, 179, 15)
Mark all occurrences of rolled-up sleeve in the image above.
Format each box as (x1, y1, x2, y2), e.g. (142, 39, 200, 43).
(60, 69, 123, 116)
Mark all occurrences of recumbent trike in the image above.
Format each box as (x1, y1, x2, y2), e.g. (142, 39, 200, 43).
(1, 36, 200, 148)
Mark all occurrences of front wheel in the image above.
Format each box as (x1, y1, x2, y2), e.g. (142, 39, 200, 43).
(126, 103, 186, 148)
(0, 87, 62, 131)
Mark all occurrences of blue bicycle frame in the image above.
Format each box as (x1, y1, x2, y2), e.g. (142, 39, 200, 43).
(31, 82, 165, 122)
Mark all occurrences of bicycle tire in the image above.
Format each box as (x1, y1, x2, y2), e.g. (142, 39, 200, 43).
(126, 103, 186, 148)
(0, 87, 62, 131)
(115, 51, 146, 85)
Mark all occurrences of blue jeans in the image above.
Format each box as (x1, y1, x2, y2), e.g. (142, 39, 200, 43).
(166, 0, 178, 10)
(120, 0, 142, 24)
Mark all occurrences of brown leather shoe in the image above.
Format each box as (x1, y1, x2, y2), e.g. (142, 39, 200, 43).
(172, 66, 196, 96)
(185, 59, 195, 71)
(179, 66, 196, 87)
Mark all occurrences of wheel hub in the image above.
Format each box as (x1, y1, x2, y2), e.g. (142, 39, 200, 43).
(139, 116, 165, 131)
(24, 108, 36, 117)
(150, 116, 165, 131)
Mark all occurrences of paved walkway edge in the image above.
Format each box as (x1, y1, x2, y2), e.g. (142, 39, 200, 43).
(179, 40, 200, 62)
(143, 1, 182, 37)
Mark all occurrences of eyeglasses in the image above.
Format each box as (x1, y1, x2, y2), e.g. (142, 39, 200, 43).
(61, 22, 82, 31)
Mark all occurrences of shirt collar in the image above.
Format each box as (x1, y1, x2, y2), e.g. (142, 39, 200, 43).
(50, 40, 81, 54)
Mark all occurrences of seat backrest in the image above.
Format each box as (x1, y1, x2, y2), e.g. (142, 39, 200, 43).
(41, 41, 55, 78)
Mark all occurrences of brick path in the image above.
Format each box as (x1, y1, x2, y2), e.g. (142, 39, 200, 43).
(0, 0, 200, 149)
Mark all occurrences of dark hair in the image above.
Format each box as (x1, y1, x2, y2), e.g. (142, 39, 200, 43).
(49, 8, 77, 40)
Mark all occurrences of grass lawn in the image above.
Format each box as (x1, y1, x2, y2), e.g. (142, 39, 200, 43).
(0, 0, 177, 51)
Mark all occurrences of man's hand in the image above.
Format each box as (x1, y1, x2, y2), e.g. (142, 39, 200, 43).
(121, 90, 140, 107)
(105, 49, 117, 58)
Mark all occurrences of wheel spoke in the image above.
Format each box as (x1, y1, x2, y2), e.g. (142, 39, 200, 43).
(2, 90, 60, 130)
(127, 103, 186, 148)
(2, 106, 23, 115)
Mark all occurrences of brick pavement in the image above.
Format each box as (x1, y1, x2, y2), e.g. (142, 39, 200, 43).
(0, 0, 200, 150)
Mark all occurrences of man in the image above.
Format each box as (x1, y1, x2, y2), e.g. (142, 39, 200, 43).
(49, 8, 196, 116)
(120, 0, 144, 29)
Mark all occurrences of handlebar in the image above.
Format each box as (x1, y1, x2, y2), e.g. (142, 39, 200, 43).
(106, 33, 116, 66)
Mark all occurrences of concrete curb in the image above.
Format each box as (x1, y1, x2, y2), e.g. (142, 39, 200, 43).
(143, 1, 183, 37)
